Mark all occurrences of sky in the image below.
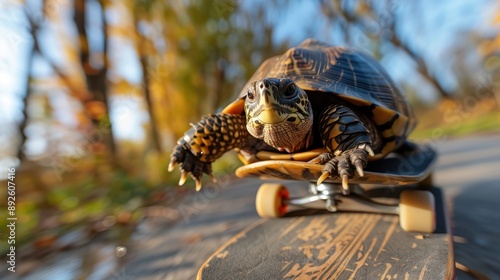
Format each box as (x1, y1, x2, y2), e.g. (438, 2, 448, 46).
(0, 0, 498, 169)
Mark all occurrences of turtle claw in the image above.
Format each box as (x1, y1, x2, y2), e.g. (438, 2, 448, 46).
(341, 174, 350, 195)
(354, 160, 364, 177)
(168, 159, 177, 172)
(178, 170, 188, 186)
(317, 171, 330, 185)
(358, 143, 374, 157)
(195, 179, 202, 192)
(309, 152, 333, 165)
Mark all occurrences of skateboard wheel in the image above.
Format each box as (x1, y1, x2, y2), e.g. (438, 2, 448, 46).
(255, 183, 289, 218)
(399, 190, 436, 233)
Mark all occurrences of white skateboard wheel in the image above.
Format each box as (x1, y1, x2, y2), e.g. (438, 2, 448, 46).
(255, 183, 289, 218)
(399, 190, 436, 233)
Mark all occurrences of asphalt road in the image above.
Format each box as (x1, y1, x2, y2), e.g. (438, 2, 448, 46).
(14, 133, 500, 279)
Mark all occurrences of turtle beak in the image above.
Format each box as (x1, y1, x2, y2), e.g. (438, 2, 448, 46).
(254, 79, 288, 124)
(257, 109, 287, 124)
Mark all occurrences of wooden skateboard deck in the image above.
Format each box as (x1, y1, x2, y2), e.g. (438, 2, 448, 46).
(236, 144, 436, 186)
(197, 187, 454, 280)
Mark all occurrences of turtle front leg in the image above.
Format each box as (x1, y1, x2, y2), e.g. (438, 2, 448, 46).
(311, 104, 376, 194)
(169, 113, 249, 190)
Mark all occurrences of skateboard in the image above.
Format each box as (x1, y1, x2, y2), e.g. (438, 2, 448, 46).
(197, 143, 455, 279)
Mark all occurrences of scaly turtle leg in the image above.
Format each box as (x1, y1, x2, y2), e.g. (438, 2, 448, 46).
(169, 113, 249, 190)
(310, 104, 377, 194)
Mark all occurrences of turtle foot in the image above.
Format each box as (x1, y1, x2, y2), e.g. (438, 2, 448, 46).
(169, 144, 216, 191)
(313, 143, 373, 194)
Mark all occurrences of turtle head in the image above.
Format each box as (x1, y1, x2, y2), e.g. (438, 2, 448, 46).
(244, 78, 313, 153)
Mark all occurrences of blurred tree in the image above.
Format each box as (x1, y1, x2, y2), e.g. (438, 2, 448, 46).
(131, 1, 163, 154)
(20, 1, 86, 162)
(140, 54, 163, 153)
(17, 8, 37, 162)
(132, 0, 290, 145)
(321, 0, 452, 99)
(73, 0, 117, 162)
(479, 13, 500, 56)
(479, 12, 500, 88)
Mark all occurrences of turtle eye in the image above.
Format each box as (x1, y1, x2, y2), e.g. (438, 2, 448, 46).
(247, 89, 255, 102)
(283, 83, 297, 98)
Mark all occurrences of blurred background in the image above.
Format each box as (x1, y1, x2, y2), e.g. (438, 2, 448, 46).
(0, 0, 499, 278)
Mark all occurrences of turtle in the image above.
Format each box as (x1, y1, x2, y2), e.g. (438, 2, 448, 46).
(168, 39, 416, 192)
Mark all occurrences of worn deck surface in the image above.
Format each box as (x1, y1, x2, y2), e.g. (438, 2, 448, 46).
(198, 188, 453, 280)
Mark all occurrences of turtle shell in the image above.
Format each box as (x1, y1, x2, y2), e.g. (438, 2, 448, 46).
(223, 39, 416, 156)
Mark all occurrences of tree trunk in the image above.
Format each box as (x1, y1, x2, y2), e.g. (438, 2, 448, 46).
(133, 9, 163, 154)
(17, 12, 38, 162)
(73, 0, 117, 162)
(140, 56, 163, 153)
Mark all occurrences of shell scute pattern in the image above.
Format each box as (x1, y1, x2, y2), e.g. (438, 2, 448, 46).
(227, 39, 416, 154)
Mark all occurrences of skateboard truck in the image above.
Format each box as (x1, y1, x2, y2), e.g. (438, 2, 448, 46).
(285, 183, 399, 215)
(250, 144, 438, 233)
(256, 181, 436, 233)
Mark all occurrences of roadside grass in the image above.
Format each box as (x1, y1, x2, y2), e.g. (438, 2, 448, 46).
(411, 110, 500, 140)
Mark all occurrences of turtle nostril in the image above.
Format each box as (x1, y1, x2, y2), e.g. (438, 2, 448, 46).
(259, 80, 270, 89)
(287, 117, 296, 122)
